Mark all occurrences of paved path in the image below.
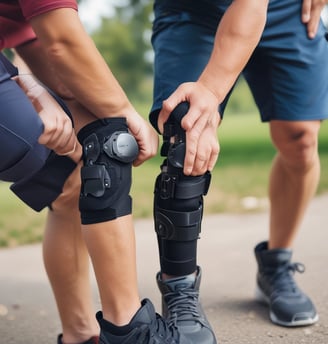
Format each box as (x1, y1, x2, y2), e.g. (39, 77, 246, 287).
(0, 193, 327, 344)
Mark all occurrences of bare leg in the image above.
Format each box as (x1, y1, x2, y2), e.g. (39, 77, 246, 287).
(43, 166, 99, 343)
(268, 120, 321, 249)
(82, 214, 141, 325)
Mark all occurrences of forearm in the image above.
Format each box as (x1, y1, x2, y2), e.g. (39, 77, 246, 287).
(15, 74, 80, 160)
(15, 40, 70, 98)
(16, 40, 98, 131)
(20, 10, 158, 166)
(29, 8, 134, 119)
(199, 0, 268, 102)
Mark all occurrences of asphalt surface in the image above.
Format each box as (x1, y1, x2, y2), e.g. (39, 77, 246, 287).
(0, 193, 327, 344)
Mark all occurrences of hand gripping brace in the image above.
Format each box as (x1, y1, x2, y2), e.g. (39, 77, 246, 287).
(154, 102, 211, 275)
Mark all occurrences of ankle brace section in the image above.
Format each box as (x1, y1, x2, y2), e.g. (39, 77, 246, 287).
(78, 118, 138, 224)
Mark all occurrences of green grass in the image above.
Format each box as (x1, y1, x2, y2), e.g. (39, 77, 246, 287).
(0, 184, 46, 247)
(1, 108, 327, 247)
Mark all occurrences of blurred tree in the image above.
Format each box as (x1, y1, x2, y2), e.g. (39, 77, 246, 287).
(91, 0, 153, 99)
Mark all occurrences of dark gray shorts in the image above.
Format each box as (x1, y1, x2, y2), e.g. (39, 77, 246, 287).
(0, 53, 76, 211)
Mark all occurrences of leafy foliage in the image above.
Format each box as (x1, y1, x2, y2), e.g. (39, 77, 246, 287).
(91, 0, 153, 98)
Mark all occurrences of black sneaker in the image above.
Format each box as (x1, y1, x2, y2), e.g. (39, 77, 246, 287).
(255, 241, 318, 327)
(157, 267, 217, 344)
(96, 298, 189, 343)
(57, 334, 99, 344)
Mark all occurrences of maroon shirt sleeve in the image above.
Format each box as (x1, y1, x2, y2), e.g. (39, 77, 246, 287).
(0, 2, 36, 49)
(18, 0, 78, 21)
(0, 0, 78, 50)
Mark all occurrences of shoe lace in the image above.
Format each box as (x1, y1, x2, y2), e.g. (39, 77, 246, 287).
(266, 262, 305, 296)
(165, 288, 203, 328)
(135, 313, 179, 344)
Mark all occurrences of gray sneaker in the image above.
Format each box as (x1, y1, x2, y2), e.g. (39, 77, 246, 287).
(157, 267, 217, 344)
(97, 298, 190, 344)
(255, 241, 318, 327)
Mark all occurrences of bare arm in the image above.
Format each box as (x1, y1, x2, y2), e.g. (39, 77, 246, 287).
(29, 8, 130, 118)
(29, 8, 158, 165)
(15, 74, 81, 162)
(198, 0, 269, 105)
(159, 0, 269, 175)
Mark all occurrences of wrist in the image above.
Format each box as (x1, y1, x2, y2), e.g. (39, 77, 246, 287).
(197, 78, 225, 105)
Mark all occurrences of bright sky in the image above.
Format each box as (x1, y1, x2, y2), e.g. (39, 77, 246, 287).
(78, 0, 114, 32)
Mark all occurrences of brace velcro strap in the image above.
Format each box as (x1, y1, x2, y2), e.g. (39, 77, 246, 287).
(83, 133, 101, 164)
(81, 164, 111, 197)
(161, 256, 197, 277)
(160, 141, 170, 157)
(162, 123, 176, 143)
(175, 173, 211, 198)
(155, 206, 202, 241)
(160, 172, 211, 200)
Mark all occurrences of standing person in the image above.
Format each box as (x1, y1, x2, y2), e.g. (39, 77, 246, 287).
(1, 1, 188, 343)
(149, 0, 327, 343)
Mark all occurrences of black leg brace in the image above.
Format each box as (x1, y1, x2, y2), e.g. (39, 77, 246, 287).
(153, 103, 211, 275)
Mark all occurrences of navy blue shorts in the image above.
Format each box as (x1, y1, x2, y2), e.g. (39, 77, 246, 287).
(0, 53, 76, 211)
(150, 0, 328, 129)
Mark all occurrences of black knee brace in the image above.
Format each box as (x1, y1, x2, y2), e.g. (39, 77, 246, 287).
(77, 117, 139, 225)
(154, 102, 211, 275)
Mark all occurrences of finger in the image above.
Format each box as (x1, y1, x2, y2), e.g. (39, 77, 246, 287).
(37, 111, 58, 146)
(190, 129, 210, 174)
(14, 75, 36, 93)
(133, 143, 146, 166)
(158, 108, 170, 134)
(67, 141, 82, 163)
(192, 131, 219, 175)
(134, 139, 158, 166)
(181, 105, 209, 132)
(182, 112, 212, 175)
(307, 8, 322, 39)
(301, 0, 311, 23)
(55, 122, 77, 154)
(39, 114, 72, 153)
(189, 109, 211, 133)
(191, 152, 209, 176)
(60, 140, 76, 156)
(133, 158, 142, 167)
(39, 119, 65, 150)
(158, 88, 190, 132)
(207, 142, 219, 171)
(183, 130, 198, 175)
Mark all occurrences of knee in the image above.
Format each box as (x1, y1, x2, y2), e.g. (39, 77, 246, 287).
(284, 132, 317, 169)
(272, 124, 320, 170)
